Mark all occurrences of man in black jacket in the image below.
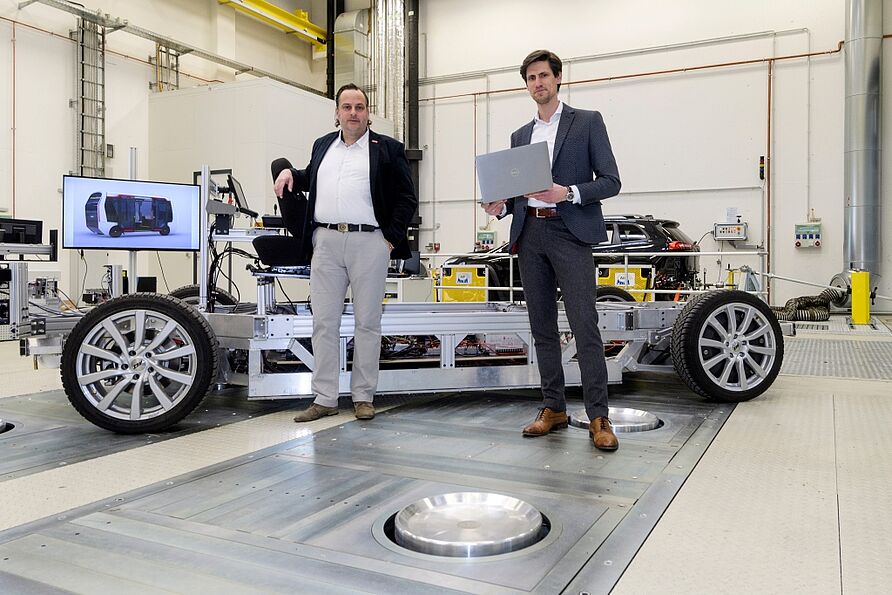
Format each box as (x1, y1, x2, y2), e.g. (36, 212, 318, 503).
(274, 83, 417, 422)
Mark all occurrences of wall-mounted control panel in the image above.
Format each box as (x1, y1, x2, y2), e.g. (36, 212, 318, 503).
(475, 229, 497, 252)
(713, 222, 748, 241)
(794, 223, 822, 248)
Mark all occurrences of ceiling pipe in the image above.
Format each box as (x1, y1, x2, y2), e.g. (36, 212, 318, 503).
(326, 0, 344, 98)
(405, 0, 421, 186)
(405, 0, 422, 251)
(843, 0, 882, 279)
(420, 43, 844, 103)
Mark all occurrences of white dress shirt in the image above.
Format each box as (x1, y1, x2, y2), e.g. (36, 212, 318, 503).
(314, 129, 379, 226)
(527, 101, 581, 209)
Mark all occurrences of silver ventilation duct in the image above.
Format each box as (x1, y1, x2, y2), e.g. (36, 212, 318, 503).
(334, 10, 370, 94)
(843, 0, 882, 276)
(373, 0, 405, 140)
(334, 3, 405, 140)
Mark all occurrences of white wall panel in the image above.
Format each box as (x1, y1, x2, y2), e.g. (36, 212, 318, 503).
(416, 0, 885, 305)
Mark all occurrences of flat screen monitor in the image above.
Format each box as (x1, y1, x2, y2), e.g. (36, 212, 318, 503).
(0, 218, 43, 244)
(227, 174, 258, 218)
(62, 175, 201, 251)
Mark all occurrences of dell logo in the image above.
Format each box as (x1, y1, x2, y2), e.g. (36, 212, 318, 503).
(510, 168, 520, 177)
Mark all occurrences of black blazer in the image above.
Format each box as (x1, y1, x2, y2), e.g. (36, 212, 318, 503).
(506, 105, 621, 250)
(285, 129, 418, 260)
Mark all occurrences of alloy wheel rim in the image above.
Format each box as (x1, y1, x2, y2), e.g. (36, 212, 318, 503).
(697, 302, 776, 392)
(75, 308, 198, 421)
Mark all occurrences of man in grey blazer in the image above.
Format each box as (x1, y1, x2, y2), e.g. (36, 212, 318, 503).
(483, 49, 621, 451)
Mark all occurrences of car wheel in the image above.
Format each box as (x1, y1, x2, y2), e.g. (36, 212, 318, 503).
(596, 286, 636, 302)
(60, 293, 219, 433)
(109, 226, 122, 238)
(671, 290, 783, 402)
(160, 225, 171, 236)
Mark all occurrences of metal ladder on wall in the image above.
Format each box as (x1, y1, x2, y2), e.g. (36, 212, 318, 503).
(71, 18, 105, 177)
(149, 44, 181, 92)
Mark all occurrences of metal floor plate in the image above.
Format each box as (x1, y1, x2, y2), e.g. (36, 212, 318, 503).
(781, 338, 892, 380)
(0, 389, 291, 482)
(0, 375, 731, 594)
(794, 315, 891, 336)
(0, 391, 422, 483)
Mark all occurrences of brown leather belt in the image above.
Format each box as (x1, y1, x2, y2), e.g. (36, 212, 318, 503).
(527, 206, 559, 218)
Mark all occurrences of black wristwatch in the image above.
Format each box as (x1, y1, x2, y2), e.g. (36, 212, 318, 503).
(565, 186, 575, 202)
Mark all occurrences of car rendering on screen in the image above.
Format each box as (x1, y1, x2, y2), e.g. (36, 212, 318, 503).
(85, 192, 173, 237)
(444, 215, 700, 301)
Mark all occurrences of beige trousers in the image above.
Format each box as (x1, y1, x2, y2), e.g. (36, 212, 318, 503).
(309, 226, 390, 407)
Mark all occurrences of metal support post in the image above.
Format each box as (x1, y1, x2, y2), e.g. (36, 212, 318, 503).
(199, 165, 210, 311)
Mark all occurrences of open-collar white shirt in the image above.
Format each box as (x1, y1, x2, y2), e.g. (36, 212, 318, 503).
(527, 101, 581, 209)
(314, 129, 379, 226)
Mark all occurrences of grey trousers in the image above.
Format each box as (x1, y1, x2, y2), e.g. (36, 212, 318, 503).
(309, 226, 390, 407)
(516, 215, 610, 419)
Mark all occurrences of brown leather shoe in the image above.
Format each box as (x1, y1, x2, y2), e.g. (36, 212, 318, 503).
(354, 401, 375, 420)
(522, 407, 569, 437)
(293, 403, 338, 423)
(590, 416, 619, 451)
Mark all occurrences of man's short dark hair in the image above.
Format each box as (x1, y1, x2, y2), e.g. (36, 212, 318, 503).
(520, 50, 563, 91)
(335, 83, 370, 107)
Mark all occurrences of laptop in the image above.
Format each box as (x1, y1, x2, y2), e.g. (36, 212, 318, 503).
(475, 141, 552, 203)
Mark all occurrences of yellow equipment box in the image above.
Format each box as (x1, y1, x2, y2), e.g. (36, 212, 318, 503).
(851, 270, 870, 325)
(596, 265, 654, 302)
(437, 265, 489, 302)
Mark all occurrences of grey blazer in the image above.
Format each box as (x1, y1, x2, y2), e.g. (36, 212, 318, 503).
(506, 104, 621, 250)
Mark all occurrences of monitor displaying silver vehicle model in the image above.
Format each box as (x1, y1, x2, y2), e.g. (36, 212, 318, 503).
(62, 175, 201, 251)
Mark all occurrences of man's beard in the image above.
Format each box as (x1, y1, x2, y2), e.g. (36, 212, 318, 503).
(534, 92, 553, 105)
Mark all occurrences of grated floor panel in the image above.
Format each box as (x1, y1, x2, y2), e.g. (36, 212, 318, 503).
(794, 315, 890, 336)
(781, 338, 892, 380)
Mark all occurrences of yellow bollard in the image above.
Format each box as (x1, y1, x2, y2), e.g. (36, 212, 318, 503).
(726, 268, 736, 288)
(850, 270, 870, 325)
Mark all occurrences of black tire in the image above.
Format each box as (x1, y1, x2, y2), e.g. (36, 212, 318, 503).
(160, 225, 171, 236)
(671, 290, 783, 402)
(169, 284, 238, 307)
(109, 226, 122, 238)
(596, 286, 636, 302)
(60, 293, 218, 433)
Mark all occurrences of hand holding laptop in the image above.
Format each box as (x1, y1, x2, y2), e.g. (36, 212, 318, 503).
(482, 199, 506, 216)
(481, 182, 568, 217)
(526, 184, 569, 204)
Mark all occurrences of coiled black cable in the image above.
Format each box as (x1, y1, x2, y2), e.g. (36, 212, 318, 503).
(770, 288, 848, 321)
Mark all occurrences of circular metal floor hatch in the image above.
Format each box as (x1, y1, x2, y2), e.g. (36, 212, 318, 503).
(393, 492, 545, 557)
(569, 407, 662, 433)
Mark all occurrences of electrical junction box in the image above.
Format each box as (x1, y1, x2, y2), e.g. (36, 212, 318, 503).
(794, 223, 822, 248)
(475, 229, 497, 252)
(713, 222, 748, 241)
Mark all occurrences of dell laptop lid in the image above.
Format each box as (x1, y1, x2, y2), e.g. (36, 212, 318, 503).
(475, 141, 552, 203)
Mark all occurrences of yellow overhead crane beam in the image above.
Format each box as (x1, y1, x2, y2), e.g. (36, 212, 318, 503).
(218, 0, 327, 49)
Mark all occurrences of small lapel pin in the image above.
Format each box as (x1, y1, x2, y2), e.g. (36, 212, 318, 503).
(371, 139, 379, 144)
